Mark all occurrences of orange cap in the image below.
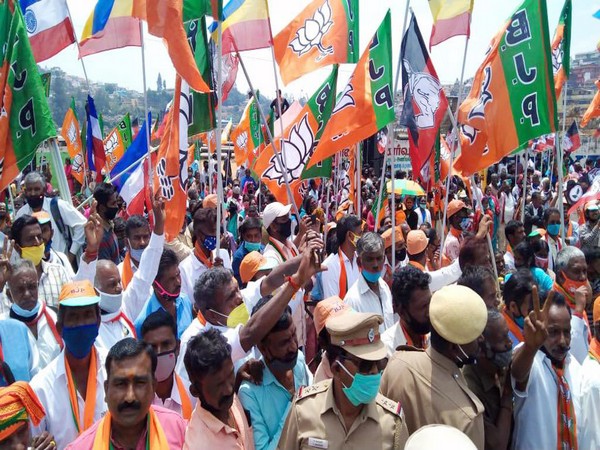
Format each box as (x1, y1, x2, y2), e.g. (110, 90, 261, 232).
(59, 280, 99, 307)
(240, 251, 277, 284)
(593, 296, 600, 324)
(381, 226, 403, 249)
(313, 296, 351, 334)
(32, 211, 51, 225)
(203, 194, 218, 209)
(447, 200, 467, 219)
(407, 230, 429, 255)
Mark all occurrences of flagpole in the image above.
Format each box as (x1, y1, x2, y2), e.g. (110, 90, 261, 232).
(215, 22, 224, 255)
(235, 50, 300, 217)
(65, 4, 91, 93)
(374, 146, 388, 232)
(557, 85, 568, 243)
(356, 142, 361, 215)
(139, 21, 153, 186)
(521, 149, 528, 223)
(469, 174, 499, 280)
(48, 139, 73, 204)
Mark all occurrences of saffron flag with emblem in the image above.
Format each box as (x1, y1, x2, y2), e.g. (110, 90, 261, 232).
(86, 95, 106, 181)
(428, 0, 473, 49)
(79, 0, 141, 57)
(273, 0, 358, 85)
(400, 13, 449, 183)
(232, 96, 263, 167)
(133, 0, 210, 93)
(215, 0, 271, 55)
(19, 0, 75, 62)
(103, 127, 126, 173)
(551, 0, 571, 99)
(307, 10, 394, 169)
(61, 98, 85, 185)
(454, 0, 557, 176)
(153, 76, 190, 241)
(255, 65, 338, 205)
(581, 80, 600, 128)
(0, 0, 56, 191)
(183, 0, 222, 21)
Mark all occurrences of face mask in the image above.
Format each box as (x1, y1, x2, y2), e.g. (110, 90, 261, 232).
(62, 323, 99, 359)
(154, 280, 180, 302)
(44, 239, 52, 255)
(547, 223, 560, 236)
(20, 243, 45, 266)
(419, 202, 427, 209)
(348, 232, 360, 247)
(455, 344, 477, 367)
(244, 241, 262, 252)
(490, 348, 512, 369)
(129, 246, 145, 262)
(395, 249, 407, 262)
(98, 290, 123, 314)
(535, 255, 548, 269)
(337, 360, 381, 406)
(278, 220, 292, 239)
(203, 235, 217, 251)
(104, 206, 119, 221)
(155, 349, 177, 382)
(11, 302, 40, 319)
(460, 217, 473, 232)
(268, 350, 298, 373)
(26, 195, 44, 210)
(560, 271, 588, 297)
(362, 269, 382, 284)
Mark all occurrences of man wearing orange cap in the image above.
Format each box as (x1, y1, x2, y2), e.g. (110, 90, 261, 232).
(580, 297, 600, 448)
(441, 200, 470, 263)
(31, 281, 108, 449)
(0, 382, 53, 449)
(381, 226, 407, 287)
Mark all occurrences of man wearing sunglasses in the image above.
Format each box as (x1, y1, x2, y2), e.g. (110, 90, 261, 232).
(278, 312, 409, 449)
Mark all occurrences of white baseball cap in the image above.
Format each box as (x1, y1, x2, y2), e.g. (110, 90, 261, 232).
(262, 202, 292, 229)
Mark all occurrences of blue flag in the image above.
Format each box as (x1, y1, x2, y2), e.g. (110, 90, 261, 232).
(111, 113, 151, 191)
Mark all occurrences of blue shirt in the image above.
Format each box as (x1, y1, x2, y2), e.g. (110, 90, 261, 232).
(238, 351, 312, 450)
(0, 319, 36, 385)
(134, 293, 193, 339)
(505, 267, 553, 296)
(232, 242, 265, 285)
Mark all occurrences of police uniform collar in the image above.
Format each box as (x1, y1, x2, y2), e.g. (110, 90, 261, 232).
(427, 347, 460, 374)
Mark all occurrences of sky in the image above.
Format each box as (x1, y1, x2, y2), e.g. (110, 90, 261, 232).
(43, 0, 600, 102)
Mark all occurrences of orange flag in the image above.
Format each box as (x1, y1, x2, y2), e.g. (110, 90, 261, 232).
(581, 80, 600, 128)
(273, 0, 359, 85)
(231, 97, 263, 167)
(153, 76, 190, 241)
(103, 127, 125, 173)
(61, 105, 85, 185)
(133, 0, 210, 93)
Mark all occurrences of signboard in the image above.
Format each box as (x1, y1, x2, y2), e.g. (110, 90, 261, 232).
(386, 139, 411, 172)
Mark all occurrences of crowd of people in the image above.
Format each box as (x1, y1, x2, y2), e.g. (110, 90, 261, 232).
(0, 151, 599, 450)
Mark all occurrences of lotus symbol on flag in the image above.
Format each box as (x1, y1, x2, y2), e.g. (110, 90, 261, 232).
(289, 1, 334, 60)
(67, 123, 79, 149)
(73, 154, 84, 174)
(156, 158, 175, 199)
(552, 41, 563, 75)
(263, 115, 315, 186)
(236, 131, 249, 151)
(333, 83, 355, 114)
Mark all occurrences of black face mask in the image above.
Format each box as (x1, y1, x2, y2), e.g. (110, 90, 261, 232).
(278, 220, 292, 239)
(455, 344, 478, 367)
(26, 195, 44, 210)
(104, 206, 119, 221)
(268, 350, 298, 373)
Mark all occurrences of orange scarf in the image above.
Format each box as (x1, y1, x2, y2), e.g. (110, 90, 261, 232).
(502, 308, 524, 343)
(108, 313, 137, 338)
(121, 252, 134, 290)
(268, 237, 297, 261)
(589, 338, 600, 362)
(553, 364, 578, 450)
(65, 347, 98, 434)
(194, 242, 213, 269)
(400, 320, 426, 349)
(175, 374, 192, 420)
(408, 261, 425, 271)
(91, 407, 170, 449)
(197, 310, 207, 326)
(338, 251, 348, 298)
(553, 282, 592, 342)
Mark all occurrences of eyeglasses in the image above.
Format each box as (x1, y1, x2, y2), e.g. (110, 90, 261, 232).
(341, 352, 387, 373)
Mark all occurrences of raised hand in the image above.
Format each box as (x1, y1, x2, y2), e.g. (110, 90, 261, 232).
(151, 189, 166, 236)
(0, 238, 14, 290)
(84, 200, 103, 256)
(294, 237, 326, 287)
(523, 310, 547, 352)
(574, 283, 592, 314)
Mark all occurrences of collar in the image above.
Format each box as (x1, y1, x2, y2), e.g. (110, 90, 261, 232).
(320, 379, 380, 423)
(196, 396, 241, 436)
(357, 273, 380, 295)
(427, 346, 460, 374)
(149, 293, 183, 310)
(101, 310, 122, 322)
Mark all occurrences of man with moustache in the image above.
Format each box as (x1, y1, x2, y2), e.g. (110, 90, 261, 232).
(67, 338, 186, 449)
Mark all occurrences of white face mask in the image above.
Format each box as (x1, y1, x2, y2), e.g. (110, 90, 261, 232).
(98, 290, 123, 314)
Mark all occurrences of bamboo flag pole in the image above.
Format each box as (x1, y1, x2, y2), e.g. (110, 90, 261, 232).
(374, 146, 388, 232)
(139, 21, 153, 184)
(521, 149, 528, 224)
(215, 21, 224, 255)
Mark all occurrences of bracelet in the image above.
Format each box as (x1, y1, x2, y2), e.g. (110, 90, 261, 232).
(84, 250, 98, 260)
(286, 276, 301, 291)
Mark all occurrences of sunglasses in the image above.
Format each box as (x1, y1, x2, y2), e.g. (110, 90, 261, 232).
(341, 352, 388, 373)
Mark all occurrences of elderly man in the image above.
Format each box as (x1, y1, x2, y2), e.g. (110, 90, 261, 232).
(552, 246, 592, 363)
(16, 171, 86, 265)
(382, 265, 431, 354)
(580, 297, 600, 448)
(31, 281, 108, 449)
(67, 338, 186, 449)
(511, 293, 583, 450)
(344, 232, 394, 332)
(278, 312, 409, 449)
(380, 285, 487, 449)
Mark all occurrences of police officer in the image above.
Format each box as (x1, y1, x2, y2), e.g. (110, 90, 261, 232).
(278, 312, 409, 449)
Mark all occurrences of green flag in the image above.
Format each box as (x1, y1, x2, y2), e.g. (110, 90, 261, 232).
(40, 72, 51, 97)
(183, 0, 223, 22)
(116, 113, 133, 149)
(552, 0, 571, 98)
(0, 2, 56, 191)
(186, 17, 216, 137)
(372, 178, 388, 224)
(98, 112, 105, 139)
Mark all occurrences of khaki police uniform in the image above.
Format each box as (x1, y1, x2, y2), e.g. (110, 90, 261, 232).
(277, 379, 408, 449)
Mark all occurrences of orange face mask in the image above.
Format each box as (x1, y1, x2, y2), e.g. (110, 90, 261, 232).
(560, 271, 588, 296)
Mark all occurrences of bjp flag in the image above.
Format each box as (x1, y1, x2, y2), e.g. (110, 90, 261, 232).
(273, 0, 359, 85)
(581, 80, 600, 128)
(153, 76, 190, 241)
(231, 96, 263, 167)
(307, 11, 394, 169)
(61, 98, 85, 185)
(103, 127, 125, 173)
(551, 0, 572, 99)
(254, 66, 338, 204)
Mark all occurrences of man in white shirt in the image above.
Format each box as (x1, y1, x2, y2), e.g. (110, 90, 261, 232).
(415, 196, 432, 228)
(16, 172, 86, 265)
(579, 298, 600, 449)
(503, 220, 526, 271)
(344, 232, 394, 332)
(321, 214, 361, 299)
(511, 294, 583, 450)
(498, 181, 515, 252)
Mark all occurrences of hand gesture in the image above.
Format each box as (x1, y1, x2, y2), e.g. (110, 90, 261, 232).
(84, 200, 103, 255)
(294, 238, 326, 287)
(0, 238, 13, 290)
(476, 215, 492, 239)
(523, 311, 547, 352)
(151, 188, 166, 236)
(298, 215, 311, 237)
(235, 358, 264, 389)
(574, 283, 592, 314)
(31, 431, 56, 449)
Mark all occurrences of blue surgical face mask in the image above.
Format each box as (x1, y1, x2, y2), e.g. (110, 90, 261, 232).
(337, 360, 382, 406)
(244, 241, 261, 252)
(129, 246, 145, 262)
(62, 323, 99, 359)
(547, 223, 560, 236)
(362, 269, 382, 283)
(203, 235, 217, 251)
(11, 302, 40, 319)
